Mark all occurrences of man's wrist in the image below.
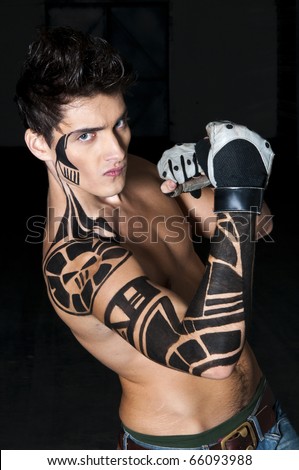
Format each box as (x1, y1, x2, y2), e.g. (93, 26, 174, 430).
(214, 187, 264, 214)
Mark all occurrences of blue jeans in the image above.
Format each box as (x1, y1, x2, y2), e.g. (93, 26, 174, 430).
(121, 403, 299, 450)
(256, 403, 299, 450)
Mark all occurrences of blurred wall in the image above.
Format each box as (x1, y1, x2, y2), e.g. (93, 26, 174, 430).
(169, 0, 277, 141)
(298, 3, 299, 111)
(0, 0, 44, 146)
(0, 0, 277, 146)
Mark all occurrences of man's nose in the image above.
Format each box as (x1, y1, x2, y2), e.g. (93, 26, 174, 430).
(103, 132, 126, 162)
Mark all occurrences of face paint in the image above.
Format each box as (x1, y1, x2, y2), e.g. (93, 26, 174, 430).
(56, 135, 80, 185)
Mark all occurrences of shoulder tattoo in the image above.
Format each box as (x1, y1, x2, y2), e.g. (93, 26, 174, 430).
(44, 237, 131, 316)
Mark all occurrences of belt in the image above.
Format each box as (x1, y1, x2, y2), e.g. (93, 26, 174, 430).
(118, 383, 276, 450)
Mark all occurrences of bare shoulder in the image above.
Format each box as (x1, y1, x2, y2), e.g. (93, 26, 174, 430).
(43, 230, 156, 312)
(127, 154, 161, 186)
(126, 154, 184, 214)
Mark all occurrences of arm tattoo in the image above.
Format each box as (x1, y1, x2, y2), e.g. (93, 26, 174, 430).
(44, 237, 131, 315)
(105, 212, 256, 376)
(43, 189, 131, 315)
(44, 182, 255, 376)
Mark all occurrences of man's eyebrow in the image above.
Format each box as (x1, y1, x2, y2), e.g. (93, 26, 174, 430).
(68, 126, 105, 136)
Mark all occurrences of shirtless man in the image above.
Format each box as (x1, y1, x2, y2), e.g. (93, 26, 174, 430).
(16, 27, 299, 450)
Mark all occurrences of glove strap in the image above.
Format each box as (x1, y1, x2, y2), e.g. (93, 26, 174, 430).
(214, 187, 264, 214)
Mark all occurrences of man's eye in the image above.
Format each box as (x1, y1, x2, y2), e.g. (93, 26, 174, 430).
(78, 132, 95, 142)
(115, 117, 129, 129)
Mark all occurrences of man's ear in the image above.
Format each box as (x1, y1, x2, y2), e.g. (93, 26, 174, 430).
(24, 128, 53, 162)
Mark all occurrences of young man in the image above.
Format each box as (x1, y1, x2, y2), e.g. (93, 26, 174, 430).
(16, 27, 299, 450)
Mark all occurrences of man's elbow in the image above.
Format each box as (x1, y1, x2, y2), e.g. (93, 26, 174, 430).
(256, 203, 274, 240)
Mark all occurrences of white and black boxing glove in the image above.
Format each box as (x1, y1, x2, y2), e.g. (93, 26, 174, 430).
(195, 121, 275, 213)
(157, 143, 209, 198)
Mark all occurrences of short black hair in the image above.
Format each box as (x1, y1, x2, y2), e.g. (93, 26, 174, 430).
(15, 27, 135, 145)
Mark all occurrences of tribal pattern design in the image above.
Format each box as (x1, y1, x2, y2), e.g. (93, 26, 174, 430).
(43, 131, 255, 375)
(56, 134, 80, 185)
(104, 213, 253, 376)
(44, 237, 131, 315)
(44, 182, 253, 374)
(43, 188, 131, 315)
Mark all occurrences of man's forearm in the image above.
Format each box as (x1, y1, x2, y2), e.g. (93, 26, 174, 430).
(174, 211, 256, 377)
(105, 212, 256, 379)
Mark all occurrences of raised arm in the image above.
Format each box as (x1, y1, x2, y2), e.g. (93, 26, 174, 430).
(100, 210, 255, 379)
(101, 121, 274, 378)
(44, 121, 274, 379)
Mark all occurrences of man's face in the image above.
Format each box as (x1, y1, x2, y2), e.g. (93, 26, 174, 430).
(51, 93, 131, 199)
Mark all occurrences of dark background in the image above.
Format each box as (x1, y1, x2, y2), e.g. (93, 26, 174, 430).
(1, 0, 299, 449)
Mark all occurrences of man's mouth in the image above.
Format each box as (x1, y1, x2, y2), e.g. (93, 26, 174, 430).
(104, 165, 125, 177)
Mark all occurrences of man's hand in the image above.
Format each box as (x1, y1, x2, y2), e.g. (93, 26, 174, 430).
(196, 120, 274, 189)
(158, 143, 203, 184)
(157, 143, 210, 198)
(194, 121, 275, 214)
(158, 121, 274, 212)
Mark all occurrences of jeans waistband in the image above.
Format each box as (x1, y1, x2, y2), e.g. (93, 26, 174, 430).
(119, 379, 276, 450)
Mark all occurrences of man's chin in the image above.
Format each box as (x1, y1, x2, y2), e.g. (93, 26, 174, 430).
(102, 180, 126, 198)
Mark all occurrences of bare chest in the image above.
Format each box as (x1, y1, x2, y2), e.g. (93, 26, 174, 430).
(114, 206, 204, 300)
